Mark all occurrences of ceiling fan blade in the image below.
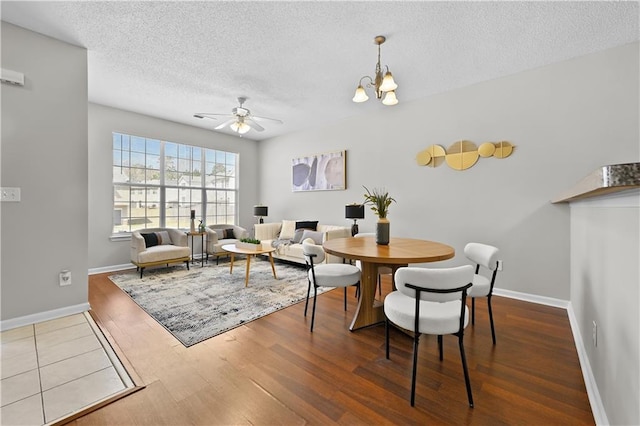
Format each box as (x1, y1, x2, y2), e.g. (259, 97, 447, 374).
(195, 112, 236, 119)
(214, 118, 236, 130)
(246, 118, 265, 132)
(250, 115, 283, 124)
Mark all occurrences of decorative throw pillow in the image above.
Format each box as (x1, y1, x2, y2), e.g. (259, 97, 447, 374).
(156, 230, 172, 245)
(280, 220, 296, 240)
(223, 228, 235, 239)
(301, 230, 323, 245)
(292, 228, 307, 244)
(295, 220, 318, 231)
(141, 232, 159, 248)
(213, 229, 224, 239)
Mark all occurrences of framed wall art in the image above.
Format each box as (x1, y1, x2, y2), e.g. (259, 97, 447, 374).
(292, 150, 346, 192)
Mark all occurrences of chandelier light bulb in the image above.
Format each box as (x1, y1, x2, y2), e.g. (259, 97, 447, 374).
(352, 85, 369, 103)
(380, 70, 398, 92)
(382, 90, 398, 106)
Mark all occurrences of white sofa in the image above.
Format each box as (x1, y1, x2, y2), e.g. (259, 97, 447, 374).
(131, 228, 191, 278)
(205, 224, 249, 263)
(255, 220, 351, 265)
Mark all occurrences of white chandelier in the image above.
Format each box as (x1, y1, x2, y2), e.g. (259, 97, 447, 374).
(352, 35, 398, 106)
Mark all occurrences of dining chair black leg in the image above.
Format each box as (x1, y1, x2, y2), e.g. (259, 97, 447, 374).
(385, 319, 390, 359)
(438, 334, 443, 361)
(343, 287, 347, 311)
(310, 286, 318, 332)
(410, 333, 420, 407)
(471, 297, 476, 325)
(488, 295, 496, 345)
(458, 334, 474, 407)
(304, 278, 311, 317)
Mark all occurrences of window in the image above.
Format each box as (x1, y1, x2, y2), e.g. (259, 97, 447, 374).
(112, 132, 238, 234)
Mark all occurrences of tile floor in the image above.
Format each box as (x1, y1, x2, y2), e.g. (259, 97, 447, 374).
(1, 312, 134, 425)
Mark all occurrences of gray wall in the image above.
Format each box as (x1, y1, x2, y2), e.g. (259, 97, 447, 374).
(570, 192, 639, 425)
(88, 103, 260, 269)
(1, 22, 88, 320)
(257, 42, 639, 300)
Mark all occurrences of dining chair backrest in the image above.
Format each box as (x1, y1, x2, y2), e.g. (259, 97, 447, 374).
(302, 241, 326, 265)
(464, 243, 499, 271)
(395, 265, 474, 303)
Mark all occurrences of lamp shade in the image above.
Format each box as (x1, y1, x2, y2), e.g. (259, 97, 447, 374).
(253, 206, 268, 217)
(345, 204, 365, 219)
(382, 90, 398, 106)
(379, 71, 398, 92)
(352, 85, 369, 103)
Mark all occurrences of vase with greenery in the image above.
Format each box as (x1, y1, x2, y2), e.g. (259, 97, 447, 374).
(363, 186, 396, 245)
(237, 237, 262, 250)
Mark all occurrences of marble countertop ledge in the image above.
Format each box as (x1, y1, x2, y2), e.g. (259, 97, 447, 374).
(552, 162, 640, 203)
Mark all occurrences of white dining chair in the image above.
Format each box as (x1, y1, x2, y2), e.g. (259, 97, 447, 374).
(384, 265, 475, 407)
(464, 242, 500, 344)
(302, 242, 361, 332)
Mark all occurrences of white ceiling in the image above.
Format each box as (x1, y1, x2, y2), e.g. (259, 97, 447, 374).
(1, 1, 638, 141)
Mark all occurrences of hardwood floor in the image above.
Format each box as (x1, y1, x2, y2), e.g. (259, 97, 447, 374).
(76, 270, 594, 425)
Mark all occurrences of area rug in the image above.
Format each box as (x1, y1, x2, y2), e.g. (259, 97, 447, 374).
(109, 259, 329, 347)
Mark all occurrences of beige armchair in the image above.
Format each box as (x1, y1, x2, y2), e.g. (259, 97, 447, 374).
(130, 228, 191, 278)
(205, 224, 249, 264)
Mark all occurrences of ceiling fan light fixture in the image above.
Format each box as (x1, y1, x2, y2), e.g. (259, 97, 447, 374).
(382, 90, 398, 106)
(352, 35, 399, 106)
(230, 120, 251, 134)
(352, 85, 369, 102)
(194, 97, 282, 136)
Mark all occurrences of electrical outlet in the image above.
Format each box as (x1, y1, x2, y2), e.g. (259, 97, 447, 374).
(497, 260, 503, 271)
(1, 187, 21, 202)
(59, 270, 72, 287)
(592, 321, 597, 347)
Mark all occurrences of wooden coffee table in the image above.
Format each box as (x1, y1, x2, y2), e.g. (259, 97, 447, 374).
(221, 244, 278, 287)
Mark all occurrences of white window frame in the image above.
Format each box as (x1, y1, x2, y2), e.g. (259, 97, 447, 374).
(112, 132, 239, 236)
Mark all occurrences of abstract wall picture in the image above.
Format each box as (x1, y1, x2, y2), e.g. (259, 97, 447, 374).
(417, 141, 514, 170)
(292, 150, 346, 191)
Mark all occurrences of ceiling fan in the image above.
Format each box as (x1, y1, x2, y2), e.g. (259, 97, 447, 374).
(194, 97, 283, 136)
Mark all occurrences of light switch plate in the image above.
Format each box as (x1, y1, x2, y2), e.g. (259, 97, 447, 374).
(1, 187, 21, 202)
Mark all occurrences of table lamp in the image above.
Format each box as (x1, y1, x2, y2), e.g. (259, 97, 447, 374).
(345, 204, 365, 236)
(254, 205, 268, 224)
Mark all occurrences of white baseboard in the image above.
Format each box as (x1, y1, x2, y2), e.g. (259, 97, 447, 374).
(0, 303, 91, 332)
(567, 303, 608, 426)
(89, 263, 136, 275)
(493, 287, 569, 309)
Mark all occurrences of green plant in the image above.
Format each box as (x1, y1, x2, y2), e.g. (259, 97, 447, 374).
(240, 237, 261, 244)
(363, 186, 396, 219)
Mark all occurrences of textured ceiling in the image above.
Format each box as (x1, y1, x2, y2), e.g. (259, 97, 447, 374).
(1, 1, 638, 141)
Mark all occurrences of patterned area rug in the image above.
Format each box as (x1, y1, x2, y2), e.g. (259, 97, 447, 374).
(109, 259, 327, 347)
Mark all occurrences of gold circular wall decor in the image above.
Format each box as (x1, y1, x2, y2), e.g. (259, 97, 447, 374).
(445, 140, 479, 171)
(425, 144, 446, 168)
(416, 140, 514, 171)
(494, 141, 514, 159)
(478, 142, 496, 158)
(416, 149, 432, 166)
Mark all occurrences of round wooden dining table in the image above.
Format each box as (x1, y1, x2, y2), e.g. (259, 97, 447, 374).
(323, 236, 455, 331)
